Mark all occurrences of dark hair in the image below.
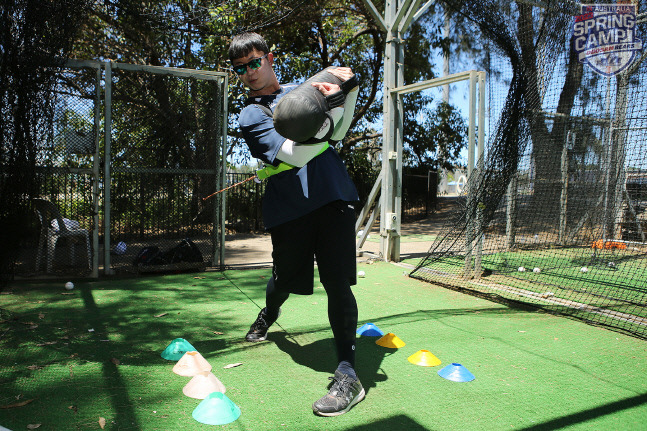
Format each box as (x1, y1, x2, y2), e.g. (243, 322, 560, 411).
(228, 32, 269, 62)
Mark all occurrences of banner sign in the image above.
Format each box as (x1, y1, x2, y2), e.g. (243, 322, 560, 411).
(572, 3, 642, 77)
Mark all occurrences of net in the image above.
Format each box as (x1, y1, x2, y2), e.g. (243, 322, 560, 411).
(104, 64, 227, 274)
(410, 0, 647, 339)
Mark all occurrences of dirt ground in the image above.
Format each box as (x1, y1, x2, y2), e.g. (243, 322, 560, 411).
(224, 197, 460, 268)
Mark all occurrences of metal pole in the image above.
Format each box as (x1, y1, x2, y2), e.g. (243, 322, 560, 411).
(103, 60, 113, 275)
(380, 0, 401, 262)
(362, 0, 440, 262)
(91, 67, 101, 278)
(464, 71, 477, 278)
(219, 75, 228, 269)
(443, 9, 450, 103)
(393, 39, 405, 262)
(474, 71, 486, 279)
(467, 70, 477, 179)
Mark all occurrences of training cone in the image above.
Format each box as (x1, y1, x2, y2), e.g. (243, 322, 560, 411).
(437, 363, 475, 382)
(183, 371, 226, 399)
(173, 351, 212, 376)
(376, 333, 406, 348)
(408, 350, 441, 367)
(192, 392, 241, 425)
(161, 338, 197, 361)
(357, 322, 385, 337)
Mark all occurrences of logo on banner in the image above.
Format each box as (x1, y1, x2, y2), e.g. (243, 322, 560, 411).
(572, 3, 642, 77)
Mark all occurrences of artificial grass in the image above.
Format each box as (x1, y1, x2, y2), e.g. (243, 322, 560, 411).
(409, 247, 647, 323)
(1, 261, 646, 430)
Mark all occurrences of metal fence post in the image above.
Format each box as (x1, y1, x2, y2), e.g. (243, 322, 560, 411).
(92, 66, 101, 278)
(103, 60, 113, 275)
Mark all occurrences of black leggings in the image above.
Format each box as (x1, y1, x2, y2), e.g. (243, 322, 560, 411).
(266, 277, 358, 367)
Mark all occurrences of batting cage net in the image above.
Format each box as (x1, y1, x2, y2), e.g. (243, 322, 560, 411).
(410, 0, 647, 339)
(9, 63, 101, 278)
(107, 64, 227, 275)
(6, 61, 228, 278)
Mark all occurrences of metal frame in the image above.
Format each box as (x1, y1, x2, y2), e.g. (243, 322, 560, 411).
(362, 0, 487, 262)
(362, 0, 433, 261)
(355, 58, 486, 261)
(66, 60, 229, 275)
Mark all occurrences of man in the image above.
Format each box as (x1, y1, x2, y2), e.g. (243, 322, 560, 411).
(228, 32, 364, 416)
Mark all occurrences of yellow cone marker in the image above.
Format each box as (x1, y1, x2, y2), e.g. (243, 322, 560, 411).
(173, 351, 212, 376)
(376, 333, 406, 348)
(408, 349, 441, 367)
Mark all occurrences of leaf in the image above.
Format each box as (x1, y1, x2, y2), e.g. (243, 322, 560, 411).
(99, 417, 106, 429)
(36, 341, 57, 347)
(213, 331, 224, 335)
(154, 313, 168, 318)
(223, 362, 243, 369)
(193, 276, 205, 279)
(26, 365, 42, 370)
(110, 358, 120, 365)
(0, 398, 36, 409)
(38, 313, 45, 319)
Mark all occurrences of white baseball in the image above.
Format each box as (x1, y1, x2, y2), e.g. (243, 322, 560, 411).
(580, 267, 588, 273)
(358, 271, 366, 278)
(518, 267, 526, 272)
(65, 281, 74, 290)
(533, 267, 541, 273)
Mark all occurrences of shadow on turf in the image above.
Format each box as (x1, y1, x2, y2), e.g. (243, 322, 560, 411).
(269, 333, 393, 395)
(517, 392, 647, 431)
(347, 414, 429, 430)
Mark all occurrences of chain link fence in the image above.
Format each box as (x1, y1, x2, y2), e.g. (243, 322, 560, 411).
(8, 60, 228, 279)
(105, 63, 227, 275)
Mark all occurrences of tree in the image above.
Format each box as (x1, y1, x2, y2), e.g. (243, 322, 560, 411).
(403, 101, 467, 169)
(65, 0, 468, 186)
(1, 0, 92, 286)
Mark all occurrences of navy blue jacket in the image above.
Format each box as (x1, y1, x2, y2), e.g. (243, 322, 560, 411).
(239, 84, 359, 229)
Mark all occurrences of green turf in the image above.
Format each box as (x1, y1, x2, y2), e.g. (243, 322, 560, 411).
(1, 262, 646, 430)
(410, 247, 647, 320)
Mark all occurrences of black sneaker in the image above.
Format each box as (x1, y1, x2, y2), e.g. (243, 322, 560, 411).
(312, 370, 365, 416)
(245, 307, 280, 342)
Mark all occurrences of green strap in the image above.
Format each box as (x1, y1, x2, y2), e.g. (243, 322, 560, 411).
(256, 161, 295, 180)
(256, 143, 330, 180)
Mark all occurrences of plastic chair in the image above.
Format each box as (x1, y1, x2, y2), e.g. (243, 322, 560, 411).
(32, 199, 91, 273)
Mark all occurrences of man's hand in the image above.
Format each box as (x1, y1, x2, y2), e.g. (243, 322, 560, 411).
(311, 81, 340, 97)
(311, 67, 354, 96)
(327, 67, 354, 82)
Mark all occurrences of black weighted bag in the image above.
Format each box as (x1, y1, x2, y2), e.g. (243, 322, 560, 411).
(273, 68, 356, 143)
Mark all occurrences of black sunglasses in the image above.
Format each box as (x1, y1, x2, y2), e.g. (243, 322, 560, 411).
(232, 54, 269, 76)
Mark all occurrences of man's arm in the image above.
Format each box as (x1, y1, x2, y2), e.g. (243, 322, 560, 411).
(275, 139, 329, 167)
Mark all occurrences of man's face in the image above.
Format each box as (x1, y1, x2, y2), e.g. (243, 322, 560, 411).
(232, 48, 274, 93)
